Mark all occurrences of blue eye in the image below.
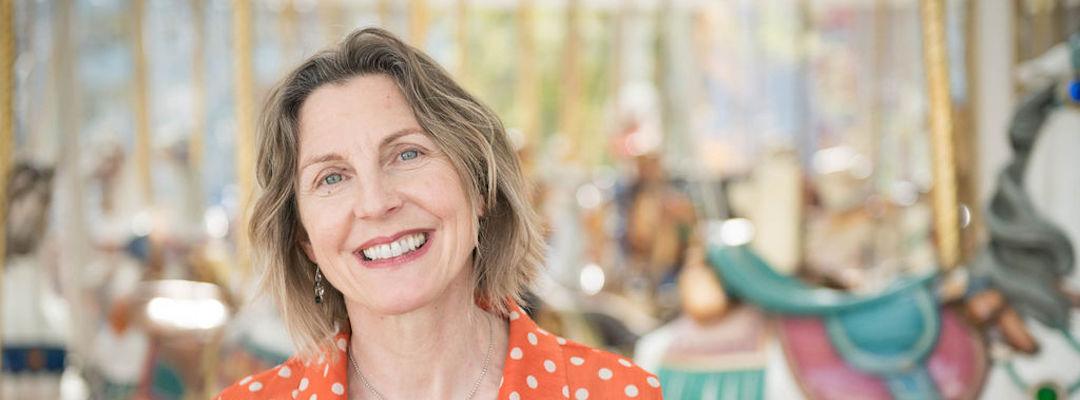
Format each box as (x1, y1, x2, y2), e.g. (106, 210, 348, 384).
(400, 149, 420, 161)
(322, 173, 343, 186)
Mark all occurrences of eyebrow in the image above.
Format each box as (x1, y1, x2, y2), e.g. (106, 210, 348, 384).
(298, 127, 427, 172)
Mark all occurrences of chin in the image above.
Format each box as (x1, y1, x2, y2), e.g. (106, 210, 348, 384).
(363, 285, 442, 316)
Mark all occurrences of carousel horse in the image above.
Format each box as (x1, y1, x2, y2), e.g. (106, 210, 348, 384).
(707, 245, 985, 400)
(966, 33, 1080, 399)
(2, 163, 69, 399)
(692, 35, 1080, 399)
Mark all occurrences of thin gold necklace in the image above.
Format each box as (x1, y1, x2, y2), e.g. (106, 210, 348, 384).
(348, 316, 495, 400)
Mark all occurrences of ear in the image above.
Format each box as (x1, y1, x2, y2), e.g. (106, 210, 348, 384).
(300, 241, 317, 264)
(297, 229, 317, 264)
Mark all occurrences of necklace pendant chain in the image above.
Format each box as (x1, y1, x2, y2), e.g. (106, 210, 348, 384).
(349, 316, 495, 400)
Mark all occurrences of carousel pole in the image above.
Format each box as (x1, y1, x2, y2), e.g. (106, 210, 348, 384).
(317, 0, 345, 45)
(191, 3, 216, 394)
(455, 0, 469, 84)
(920, 0, 961, 271)
(133, 0, 154, 206)
(378, 0, 391, 28)
(558, 0, 583, 163)
(0, 0, 14, 375)
(191, 0, 207, 225)
(957, 0, 980, 260)
(280, 0, 299, 63)
(515, 0, 538, 159)
(409, 0, 428, 48)
(55, 0, 89, 366)
(232, 0, 255, 274)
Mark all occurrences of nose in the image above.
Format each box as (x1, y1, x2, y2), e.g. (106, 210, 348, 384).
(351, 172, 403, 220)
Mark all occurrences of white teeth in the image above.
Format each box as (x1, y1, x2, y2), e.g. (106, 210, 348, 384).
(361, 233, 427, 261)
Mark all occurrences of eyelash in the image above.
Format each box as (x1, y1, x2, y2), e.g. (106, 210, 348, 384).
(316, 171, 346, 188)
(312, 149, 424, 189)
(398, 148, 423, 162)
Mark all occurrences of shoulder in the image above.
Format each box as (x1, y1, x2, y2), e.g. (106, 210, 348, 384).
(217, 355, 342, 400)
(217, 359, 302, 399)
(218, 333, 352, 399)
(556, 338, 663, 399)
(504, 303, 662, 398)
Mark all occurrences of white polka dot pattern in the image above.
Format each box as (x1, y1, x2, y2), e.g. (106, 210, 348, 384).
(575, 388, 590, 399)
(216, 302, 661, 399)
(598, 368, 613, 380)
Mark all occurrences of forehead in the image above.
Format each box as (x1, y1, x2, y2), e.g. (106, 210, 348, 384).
(297, 74, 419, 150)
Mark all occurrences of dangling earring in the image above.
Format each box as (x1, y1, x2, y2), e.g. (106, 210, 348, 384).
(314, 267, 326, 304)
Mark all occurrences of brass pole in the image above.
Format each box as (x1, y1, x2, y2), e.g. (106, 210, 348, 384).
(133, 0, 154, 205)
(558, 0, 582, 163)
(920, 0, 961, 270)
(54, 0, 89, 366)
(956, 0, 980, 261)
(232, 0, 255, 273)
(455, 0, 469, 84)
(191, 0, 207, 222)
(280, 0, 299, 62)
(0, 0, 15, 376)
(317, 0, 345, 45)
(409, 0, 428, 48)
(378, 0, 391, 28)
(515, 0, 537, 151)
(603, 4, 625, 167)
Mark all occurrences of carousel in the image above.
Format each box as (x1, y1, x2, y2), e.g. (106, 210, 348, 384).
(1, 1, 1079, 399)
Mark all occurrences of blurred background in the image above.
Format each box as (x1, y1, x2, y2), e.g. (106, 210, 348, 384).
(2, 0, 1080, 399)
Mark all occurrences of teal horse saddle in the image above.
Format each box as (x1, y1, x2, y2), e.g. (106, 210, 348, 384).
(707, 244, 943, 400)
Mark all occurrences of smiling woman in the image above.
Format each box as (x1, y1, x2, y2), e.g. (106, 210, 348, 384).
(216, 28, 661, 399)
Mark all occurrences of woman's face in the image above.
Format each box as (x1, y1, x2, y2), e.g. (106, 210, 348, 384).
(295, 74, 478, 316)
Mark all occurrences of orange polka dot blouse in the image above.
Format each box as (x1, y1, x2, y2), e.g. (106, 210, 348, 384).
(218, 303, 662, 399)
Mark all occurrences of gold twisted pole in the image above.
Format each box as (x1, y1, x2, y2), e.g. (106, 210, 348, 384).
(920, 0, 960, 270)
(378, 0, 390, 28)
(233, 0, 255, 274)
(455, 0, 469, 84)
(515, 0, 537, 155)
(0, 0, 15, 375)
(191, 0, 206, 222)
(558, 0, 582, 163)
(409, 0, 428, 48)
(132, 0, 153, 205)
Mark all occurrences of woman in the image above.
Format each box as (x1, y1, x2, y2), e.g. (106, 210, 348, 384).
(218, 28, 662, 399)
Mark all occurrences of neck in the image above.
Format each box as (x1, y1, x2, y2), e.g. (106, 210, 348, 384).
(344, 275, 507, 399)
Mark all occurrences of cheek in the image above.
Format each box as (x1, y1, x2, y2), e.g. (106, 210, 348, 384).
(298, 199, 352, 254)
(411, 167, 475, 226)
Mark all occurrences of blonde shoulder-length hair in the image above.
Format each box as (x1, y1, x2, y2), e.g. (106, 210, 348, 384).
(250, 27, 545, 356)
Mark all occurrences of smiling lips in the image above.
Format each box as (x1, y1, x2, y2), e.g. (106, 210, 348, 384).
(355, 231, 431, 267)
